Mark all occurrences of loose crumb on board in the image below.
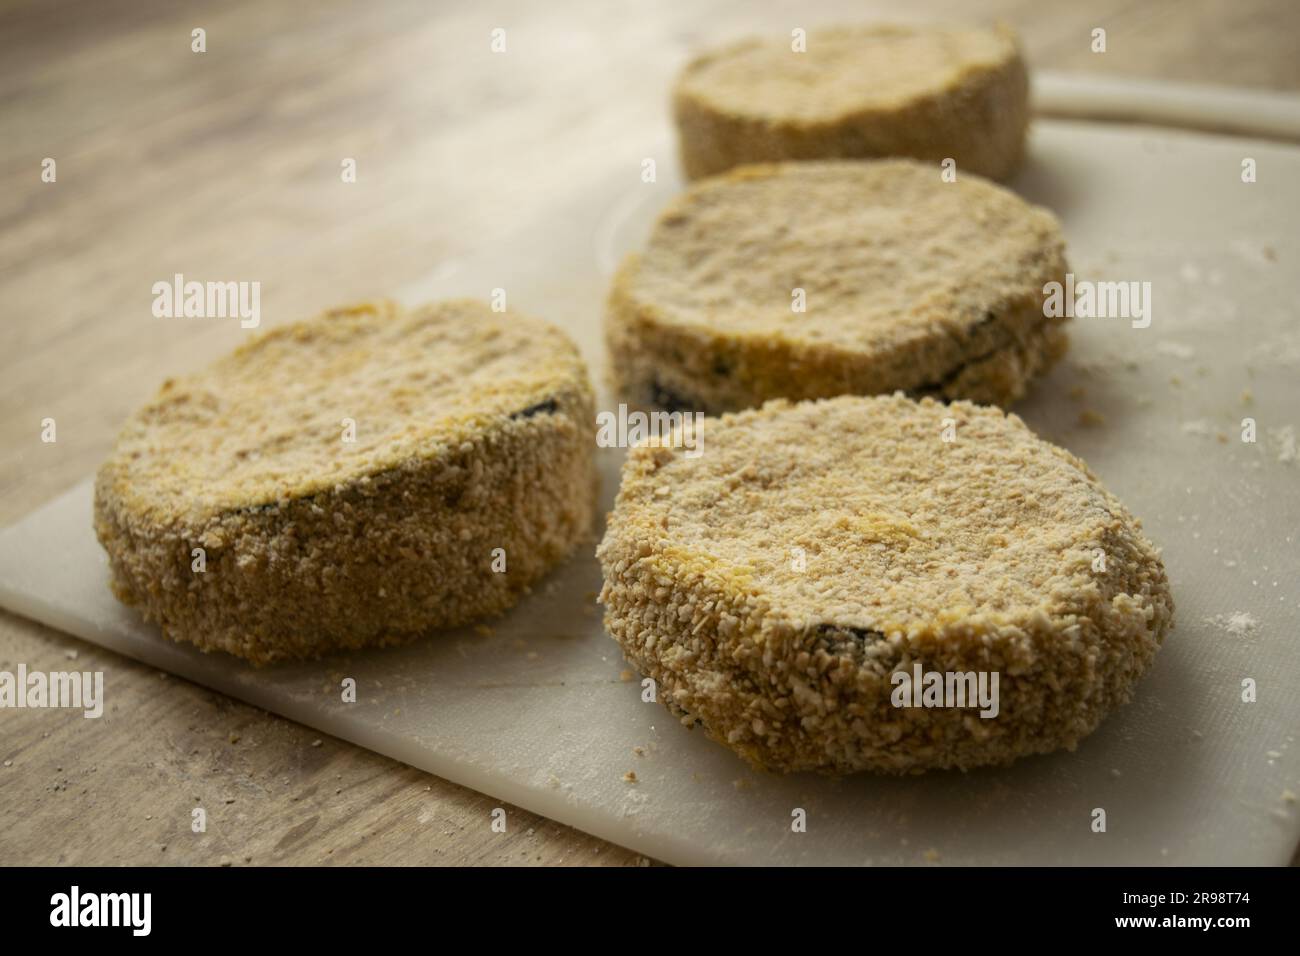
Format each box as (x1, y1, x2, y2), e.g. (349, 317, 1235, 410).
(1078, 409, 1105, 427)
(1155, 341, 1195, 360)
(1267, 425, 1297, 464)
(1204, 612, 1259, 636)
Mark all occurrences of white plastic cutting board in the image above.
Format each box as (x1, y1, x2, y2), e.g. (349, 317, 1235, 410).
(2, 108, 1299, 865)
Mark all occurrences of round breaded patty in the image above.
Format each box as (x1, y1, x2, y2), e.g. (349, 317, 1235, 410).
(597, 395, 1172, 774)
(607, 160, 1068, 415)
(674, 23, 1028, 181)
(95, 299, 597, 665)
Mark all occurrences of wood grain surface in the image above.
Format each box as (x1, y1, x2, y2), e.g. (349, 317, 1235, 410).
(2, 0, 1298, 866)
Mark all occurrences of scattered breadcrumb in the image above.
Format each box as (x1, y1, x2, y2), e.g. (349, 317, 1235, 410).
(1267, 425, 1297, 464)
(622, 771, 638, 784)
(923, 848, 941, 863)
(619, 669, 634, 682)
(1205, 612, 1258, 636)
(1229, 237, 1277, 267)
(1078, 409, 1105, 427)
(1155, 341, 1195, 360)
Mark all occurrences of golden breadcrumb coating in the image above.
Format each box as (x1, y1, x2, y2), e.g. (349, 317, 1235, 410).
(598, 394, 1172, 774)
(607, 160, 1068, 414)
(674, 23, 1028, 181)
(95, 299, 597, 664)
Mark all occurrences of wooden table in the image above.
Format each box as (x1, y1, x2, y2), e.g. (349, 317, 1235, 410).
(3, 0, 1297, 866)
